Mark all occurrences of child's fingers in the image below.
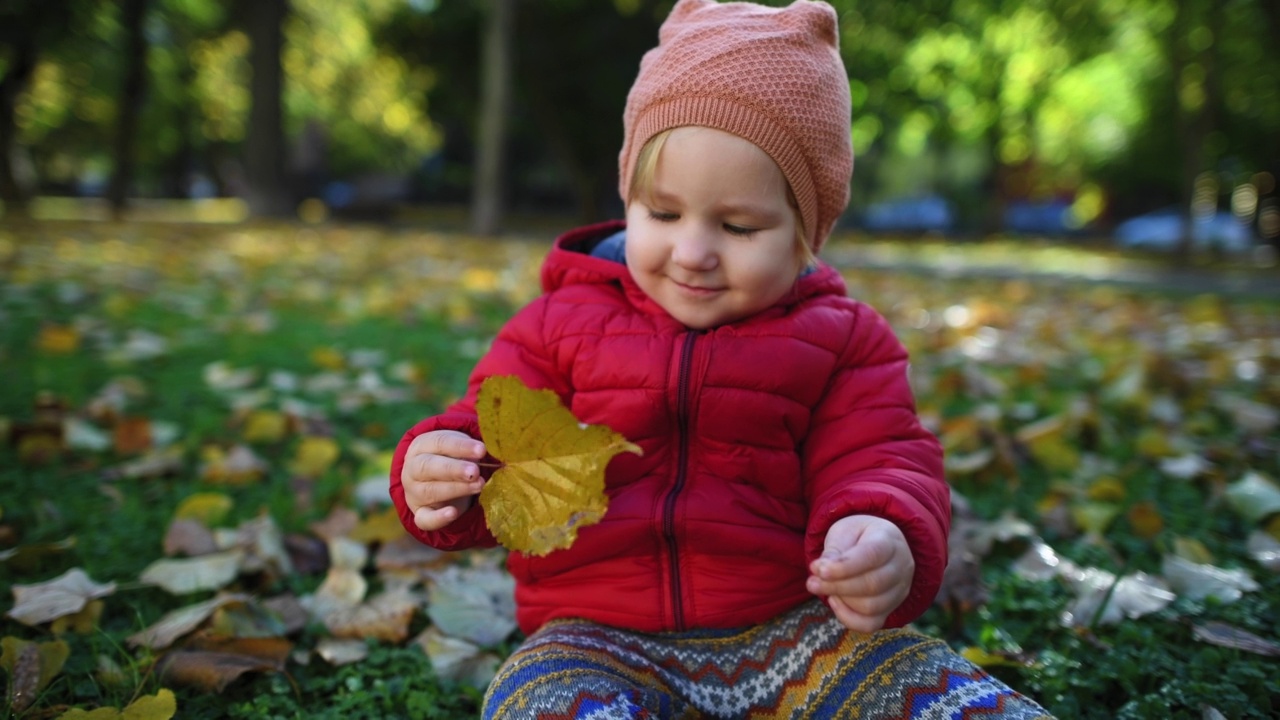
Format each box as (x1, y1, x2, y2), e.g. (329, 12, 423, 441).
(825, 596, 885, 634)
(406, 477, 483, 508)
(808, 544, 887, 581)
(414, 504, 463, 531)
(806, 563, 898, 599)
(413, 430, 486, 460)
(405, 451, 482, 485)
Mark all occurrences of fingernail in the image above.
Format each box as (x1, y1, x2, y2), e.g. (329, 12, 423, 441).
(472, 443, 485, 456)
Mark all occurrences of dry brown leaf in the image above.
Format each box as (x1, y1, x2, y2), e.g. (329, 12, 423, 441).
(374, 535, 445, 572)
(157, 649, 282, 693)
(1, 637, 70, 712)
(214, 514, 293, 576)
(101, 447, 184, 481)
(185, 635, 293, 666)
(7, 568, 116, 626)
(127, 594, 253, 650)
(7, 642, 39, 713)
(324, 590, 419, 643)
(310, 507, 360, 542)
(163, 519, 218, 558)
(261, 595, 309, 636)
(112, 416, 152, 455)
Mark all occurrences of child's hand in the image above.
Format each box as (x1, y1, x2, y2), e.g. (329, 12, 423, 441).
(806, 515, 915, 633)
(401, 430, 487, 531)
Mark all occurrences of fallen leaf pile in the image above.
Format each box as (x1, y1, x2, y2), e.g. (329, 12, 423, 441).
(0, 222, 1277, 716)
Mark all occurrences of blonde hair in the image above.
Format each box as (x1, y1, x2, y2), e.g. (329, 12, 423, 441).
(629, 129, 816, 268)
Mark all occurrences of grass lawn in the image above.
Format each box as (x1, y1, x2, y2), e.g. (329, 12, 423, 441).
(1, 219, 1278, 719)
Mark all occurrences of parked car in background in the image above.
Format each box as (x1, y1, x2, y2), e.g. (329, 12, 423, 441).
(859, 195, 955, 234)
(1114, 207, 1254, 252)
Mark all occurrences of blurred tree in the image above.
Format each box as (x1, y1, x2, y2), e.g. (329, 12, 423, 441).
(471, 0, 516, 235)
(0, 0, 101, 216)
(106, 0, 149, 218)
(243, 0, 291, 216)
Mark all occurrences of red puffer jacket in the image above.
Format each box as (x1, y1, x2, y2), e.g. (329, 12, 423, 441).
(390, 221, 949, 635)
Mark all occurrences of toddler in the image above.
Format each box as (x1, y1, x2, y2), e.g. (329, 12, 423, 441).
(392, 1, 1055, 717)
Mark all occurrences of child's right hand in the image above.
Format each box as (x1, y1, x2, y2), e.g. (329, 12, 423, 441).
(401, 430, 488, 531)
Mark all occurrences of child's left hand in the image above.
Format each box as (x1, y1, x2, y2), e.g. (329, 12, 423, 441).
(806, 515, 915, 633)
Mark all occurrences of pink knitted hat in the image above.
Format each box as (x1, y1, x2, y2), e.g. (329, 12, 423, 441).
(619, 0, 853, 251)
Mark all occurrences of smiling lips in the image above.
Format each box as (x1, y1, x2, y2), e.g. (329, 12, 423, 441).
(670, 278, 724, 296)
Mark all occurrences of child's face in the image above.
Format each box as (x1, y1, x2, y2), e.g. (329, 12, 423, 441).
(625, 127, 803, 330)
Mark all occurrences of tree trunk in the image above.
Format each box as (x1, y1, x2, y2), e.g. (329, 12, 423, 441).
(470, 0, 516, 236)
(244, 0, 291, 217)
(107, 0, 150, 219)
(0, 33, 37, 219)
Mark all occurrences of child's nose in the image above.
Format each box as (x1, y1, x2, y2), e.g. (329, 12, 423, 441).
(670, 227, 719, 270)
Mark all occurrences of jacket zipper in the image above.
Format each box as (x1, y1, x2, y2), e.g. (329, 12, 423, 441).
(664, 330, 699, 631)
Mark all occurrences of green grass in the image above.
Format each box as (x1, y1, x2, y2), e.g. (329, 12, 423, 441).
(2, 220, 1278, 718)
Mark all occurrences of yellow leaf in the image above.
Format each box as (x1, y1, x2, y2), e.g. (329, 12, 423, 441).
(1070, 501, 1120, 536)
(241, 409, 288, 444)
(37, 324, 81, 354)
(122, 688, 177, 720)
(1, 637, 70, 700)
(476, 375, 642, 556)
(310, 346, 346, 371)
(1172, 536, 1216, 564)
(51, 599, 104, 635)
(289, 436, 340, 477)
(349, 506, 407, 544)
(1126, 502, 1164, 540)
(174, 493, 234, 526)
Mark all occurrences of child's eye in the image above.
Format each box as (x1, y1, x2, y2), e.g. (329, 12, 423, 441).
(724, 223, 758, 236)
(648, 210, 678, 222)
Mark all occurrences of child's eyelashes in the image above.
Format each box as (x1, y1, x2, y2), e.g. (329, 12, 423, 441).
(646, 209, 759, 237)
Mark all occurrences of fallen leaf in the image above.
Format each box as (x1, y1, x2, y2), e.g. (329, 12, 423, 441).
(163, 519, 218, 558)
(199, 444, 267, 485)
(476, 375, 642, 556)
(1, 637, 70, 712)
(1162, 555, 1259, 603)
(348, 506, 406, 545)
(1191, 621, 1280, 657)
(112, 416, 152, 455)
(241, 409, 288, 444)
(56, 688, 177, 720)
(414, 626, 500, 687)
(50, 599, 104, 635)
(7, 568, 116, 626)
(37, 324, 80, 354)
(139, 551, 244, 595)
(324, 589, 420, 642)
(315, 638, 368, 666)
(156, 649, 282, 692)
(1225, 471, 1280, 524)
(173, 493, 234, 527)
(427, 564, 516, 646)
(289, 436, 340, 477)
(1246, 531, 1280, 571)
(101, 447, 184, 481)
(1126, 502, 1164, 539)
(310, 507, 360, 542)
(127, 594, 254, 650)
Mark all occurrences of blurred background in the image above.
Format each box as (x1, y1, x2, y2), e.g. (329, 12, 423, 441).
(1, 0, 1277, 257)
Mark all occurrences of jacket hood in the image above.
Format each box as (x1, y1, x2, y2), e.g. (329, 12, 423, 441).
(540, 220, 849, 320)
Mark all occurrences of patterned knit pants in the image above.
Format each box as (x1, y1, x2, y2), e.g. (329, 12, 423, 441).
(482, 600, 1054, 719)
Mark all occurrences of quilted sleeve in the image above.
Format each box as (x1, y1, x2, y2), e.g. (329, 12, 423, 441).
(390, 295, 569, 551)
(801, 302, 950, 627)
